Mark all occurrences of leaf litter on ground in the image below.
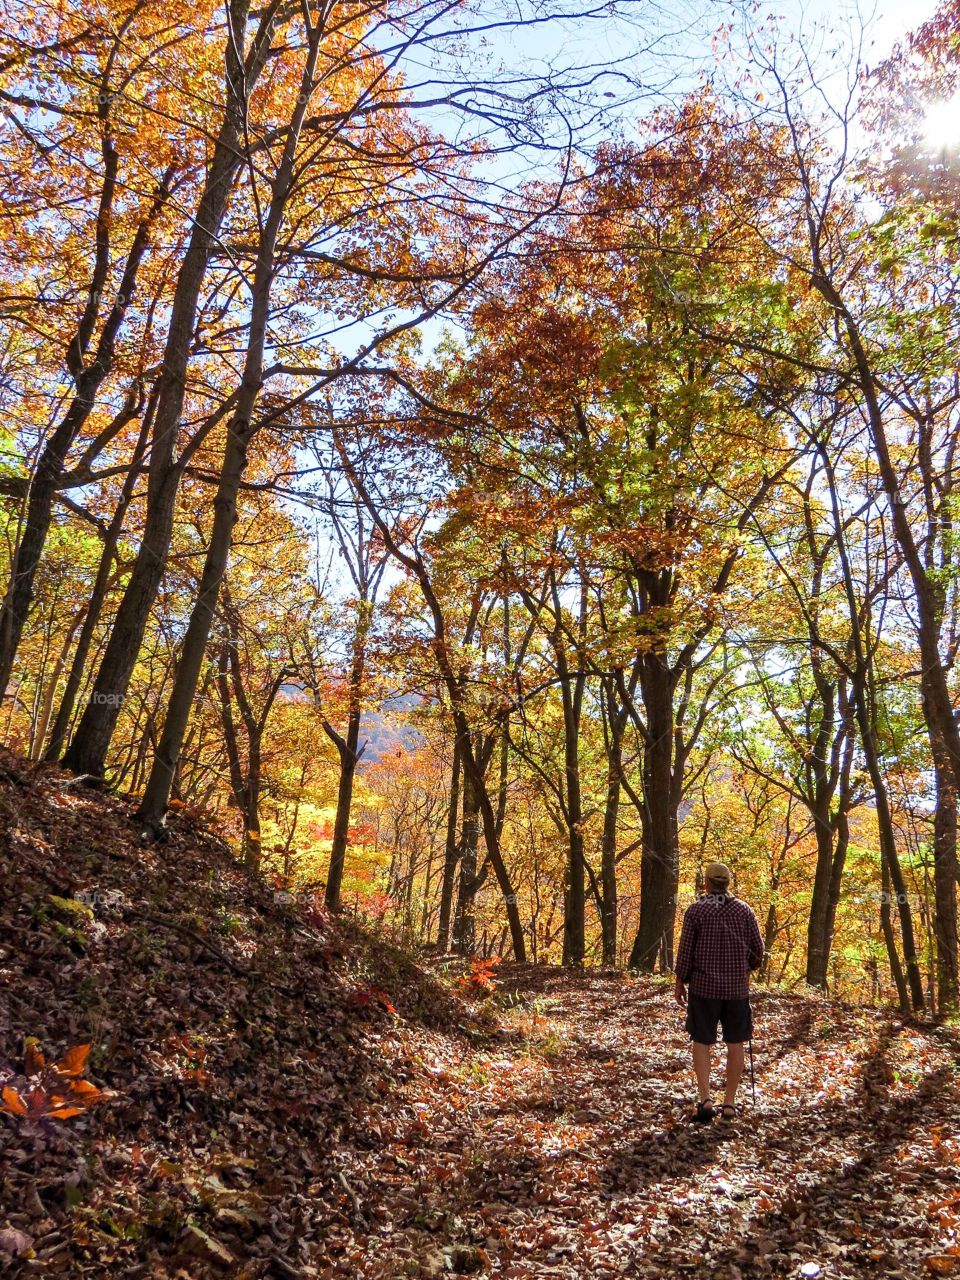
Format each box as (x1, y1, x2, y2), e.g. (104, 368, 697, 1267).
(1, 747, 959, 1279)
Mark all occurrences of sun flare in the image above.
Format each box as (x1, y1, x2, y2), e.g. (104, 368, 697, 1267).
(922, 92, 960, 149)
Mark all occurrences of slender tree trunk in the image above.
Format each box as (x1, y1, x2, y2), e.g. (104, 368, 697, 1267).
(127, 714, 154, 796)
(244, 751, 262, 872)
(325, 705, 361, 911)
(870, 726, 928, 1004)
(856, 684, 925, 1009)
(437, 736, 462, 949)
(932, 751, 959, 1010)
(879, 832, 909, 1012)
(137, 14, 321, 829)
(820, 438, 925, 1010)
(322, 591, 373, 910)
(0, 170, 172, 694)
(31, 613, 84, 759)
(443, 680, 526, 960)
(806, 798, 837, 989)
(420, 835, 438, 941)
(812, 269, 957, 1009)
(599, 746, 621, 967)
(175, 663, 217, 799)
(761, 896, 778, 981)
(559, 662, 586, 967)
(214, 625, 277, 873)
(45, 401, 153, 761)
(452, 766, 480, 954)
(334, 432, 527, 960)
(136, 414, 256, 819)
(823, 812, 851, 971)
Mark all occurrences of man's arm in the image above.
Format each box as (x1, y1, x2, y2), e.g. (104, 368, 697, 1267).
(674, 907, 696, 1007)
(746, 907, 764, 972)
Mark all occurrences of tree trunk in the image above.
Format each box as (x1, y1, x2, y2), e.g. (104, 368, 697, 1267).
(932, 751, 959, 1011)
(31, 612, 84, 759)
(629, 651, 677, 971)
(820, 437, 925, 1010)
(805, 798, 837, 989)
(599, 748, 621, 967)
(136, 415, 256, 822)
(0, 168, 171, 695)
(45, 400, 153, 761)
(137, 14, 321, 829)
(325, 705, 361, 911)
(812, 269, 957, 1010)
(761, 897, 778, 981)
(243, 766, 263, 873)
(879, 832, 909, 1012)
(559, 661, 586, 967)
(823, 810, 851, 974)
(452, 765, 479, 954)
(437, 737, 462, 949)
(856, 689, 925, 1009)
(334, 432, 527, 960)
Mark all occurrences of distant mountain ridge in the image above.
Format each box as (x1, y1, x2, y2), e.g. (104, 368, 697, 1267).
(278, 684, 424, 761)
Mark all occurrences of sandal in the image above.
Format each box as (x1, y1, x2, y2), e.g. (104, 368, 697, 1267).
(689, 1100, 715, 1124)
(719, 1103, 737, 1121)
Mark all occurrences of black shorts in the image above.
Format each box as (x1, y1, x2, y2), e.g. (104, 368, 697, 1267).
(686, 994, 753, 1045)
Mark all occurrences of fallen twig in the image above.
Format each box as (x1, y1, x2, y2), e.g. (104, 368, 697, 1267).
(338, 1170, 362, 1217)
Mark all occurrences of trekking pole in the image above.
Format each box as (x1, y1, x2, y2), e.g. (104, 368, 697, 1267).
(748, 1035, 756, 1105)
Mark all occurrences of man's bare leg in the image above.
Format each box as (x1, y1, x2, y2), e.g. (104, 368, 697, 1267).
(724, 1042, 745, 1106)
(692, 1042, 713, 1103)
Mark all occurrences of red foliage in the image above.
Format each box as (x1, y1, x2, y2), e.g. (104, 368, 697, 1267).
(458, 956, 500, 997)
(348, 983, 396, 1015)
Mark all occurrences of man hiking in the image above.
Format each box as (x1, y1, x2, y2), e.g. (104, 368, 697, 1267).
(674, 861, 764, 1123)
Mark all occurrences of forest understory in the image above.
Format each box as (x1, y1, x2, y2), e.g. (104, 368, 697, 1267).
(2, 752, 959, 1280)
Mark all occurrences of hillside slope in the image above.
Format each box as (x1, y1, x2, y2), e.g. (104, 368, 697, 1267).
(0, 751, 473, 1277)
(2, 751, 960, 1280)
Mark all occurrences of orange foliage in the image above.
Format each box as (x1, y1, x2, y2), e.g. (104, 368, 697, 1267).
(1, 1040, 112, 1122)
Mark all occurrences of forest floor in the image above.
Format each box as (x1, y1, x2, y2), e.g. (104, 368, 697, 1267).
(2, 750, 960, 1280)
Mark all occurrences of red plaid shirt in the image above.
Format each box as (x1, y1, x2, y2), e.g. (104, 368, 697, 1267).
(675, 894, 764, 999)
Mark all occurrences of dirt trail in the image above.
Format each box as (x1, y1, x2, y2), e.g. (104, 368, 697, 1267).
(339, 968, 960, 1280)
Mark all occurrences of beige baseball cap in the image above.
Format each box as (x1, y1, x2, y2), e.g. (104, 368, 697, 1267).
(705, 861, 732, 884)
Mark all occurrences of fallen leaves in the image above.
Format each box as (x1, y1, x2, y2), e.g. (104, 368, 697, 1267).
(183, 1221, 237, 1267)
(1, 1039, 112, 1122)
(926, 1254, 960, 1277)
(349, 982, 397, 1015)
(0, 1227, 33, 1258)
(4, 754, 960, 1279)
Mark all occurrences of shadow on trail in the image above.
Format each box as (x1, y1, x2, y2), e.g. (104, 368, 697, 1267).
(755, 998, 816, 1060)
(466, 1021, 954, 1233)
(670, 1026, 960, 1276)
(598, 1116, 725, 1199)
